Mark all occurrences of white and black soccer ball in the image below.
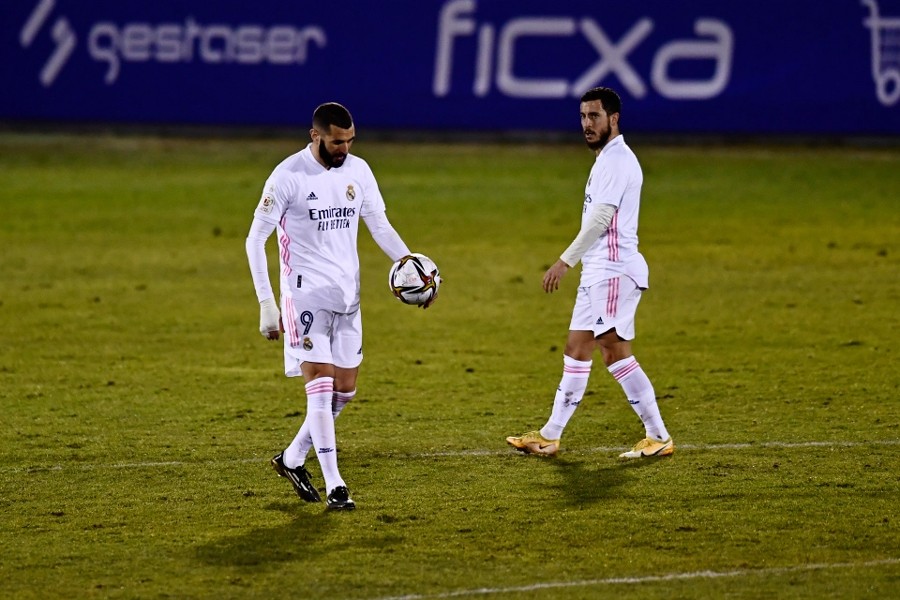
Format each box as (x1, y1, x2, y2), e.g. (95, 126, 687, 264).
(388, 253, 441, 306)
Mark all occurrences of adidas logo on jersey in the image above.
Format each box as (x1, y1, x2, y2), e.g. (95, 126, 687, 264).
(306, 192, 318, 201)
(596, 316, 604, 324)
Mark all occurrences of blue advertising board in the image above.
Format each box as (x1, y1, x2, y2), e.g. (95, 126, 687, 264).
(2, 0, 899, 135)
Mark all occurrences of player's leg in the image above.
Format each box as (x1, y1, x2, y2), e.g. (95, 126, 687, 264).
(272, 360, 339, 505)
(275, 302, 353, 507)
(329, 310, 363, 420)
(300, 362, 356, 510)
(286, 365, 358, 465)
(299, 361, 351, 503)
(303, 310, 364, 509)
(280, 302, 335, 470)
(539, 284, 605, 443)
(507, 287, 596, 456)
(540, 329, 595, 439)
(312, 311, 364, 508)
(269, 298, 326, 502)
(332, 366, 358, 416)
(596, 277, 673, 458)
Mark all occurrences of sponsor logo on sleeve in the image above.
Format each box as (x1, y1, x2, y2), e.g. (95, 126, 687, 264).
(259, 194, 275, 214)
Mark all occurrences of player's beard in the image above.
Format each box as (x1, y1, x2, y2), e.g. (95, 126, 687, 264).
(319, 139, 347, 168)
(584, 125, 611, 151)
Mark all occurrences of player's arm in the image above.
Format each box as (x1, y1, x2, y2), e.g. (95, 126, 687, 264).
(362, 211, 411, 262)
(542, 203, 616, 293)
(363, 211, 441, 309)
(559, 203, 617, 267)
(358, 163, 411, 262)
(245, 216, 281, 340)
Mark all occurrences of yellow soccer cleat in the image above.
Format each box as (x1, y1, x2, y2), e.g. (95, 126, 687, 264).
(619, 437, 675, 458)
(506, 431, 560, 456)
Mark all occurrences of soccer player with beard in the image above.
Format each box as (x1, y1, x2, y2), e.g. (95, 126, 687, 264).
(506, 87, 674, 459)
(246, 102, 434, 510)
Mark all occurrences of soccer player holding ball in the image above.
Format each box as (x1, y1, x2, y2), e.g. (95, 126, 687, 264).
(507, 87, 674, 459)
(246, 102, 436, 510)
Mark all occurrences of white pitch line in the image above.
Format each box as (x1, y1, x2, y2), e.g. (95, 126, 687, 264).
(366, 558, 900, 600)
(4, 439, 899, 474)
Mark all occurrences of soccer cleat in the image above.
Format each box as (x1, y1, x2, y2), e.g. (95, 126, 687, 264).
(271, 452, 322, 502)
(505, 431, 560, 456)
(619, 437, 675, 458)
(325, 485, 356, 511)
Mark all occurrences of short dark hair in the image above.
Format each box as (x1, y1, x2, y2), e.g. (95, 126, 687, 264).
(312, 102, 353, 130)
(580, 87, 621, 115)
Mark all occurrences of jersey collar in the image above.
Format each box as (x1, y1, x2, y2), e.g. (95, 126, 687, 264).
(303, 143, 335, 173)
(601, 135, 624, 153)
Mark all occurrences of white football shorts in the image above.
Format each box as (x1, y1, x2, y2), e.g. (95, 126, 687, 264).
(569, 275, 642, 340)
(280, 295, 363, 377)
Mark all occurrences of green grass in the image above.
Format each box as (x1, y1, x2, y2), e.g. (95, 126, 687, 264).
(0, 133, 898, 599)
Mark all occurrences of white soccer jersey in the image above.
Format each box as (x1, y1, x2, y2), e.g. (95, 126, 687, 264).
(253, 144, 386, 313)
(579, 135, 649, 289)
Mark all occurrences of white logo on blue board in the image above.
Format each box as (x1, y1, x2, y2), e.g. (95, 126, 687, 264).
(20, 0, 76, 87)
(862, 0, 900, 106)
(434, 1, 734, 100)
(20, 0, 328, 86)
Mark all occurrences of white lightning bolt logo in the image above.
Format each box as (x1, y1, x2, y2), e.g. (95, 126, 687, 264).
(20, 0, 76, 87)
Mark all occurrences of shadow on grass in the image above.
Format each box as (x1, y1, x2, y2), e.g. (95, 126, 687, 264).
(193, 500, 335, 568)
(549, 456, 661, 506)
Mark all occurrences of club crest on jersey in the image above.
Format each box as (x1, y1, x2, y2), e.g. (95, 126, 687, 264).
(346, 185, 356, 201)
(303, 337, 313, 351)
(260, 195, 275, 214)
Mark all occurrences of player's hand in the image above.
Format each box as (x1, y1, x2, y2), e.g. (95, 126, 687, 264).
(420, 289, 438, 310)
(542, 259, 569, 293)
(259, 298, 281, 340)
(420, 274, 442, 310)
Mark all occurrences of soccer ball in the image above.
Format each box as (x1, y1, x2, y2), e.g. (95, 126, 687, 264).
(388, 253, 441, 306)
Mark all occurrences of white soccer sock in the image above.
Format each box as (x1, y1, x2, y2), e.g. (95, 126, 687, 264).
(608, 356, 670, 441)
(283, 420, 311, 469)
(305, 377, 345, 493)
(540, 355, 592, 440)
(331, 390, 355, 419)
(284, 389, 356, 468)
(286, 390, 355, 467)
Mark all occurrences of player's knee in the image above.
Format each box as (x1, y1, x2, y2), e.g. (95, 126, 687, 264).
(563, 342, 594, 361)
(597, 338, 631, 367)
(301, 361, 336, 381)
(333, 367, 359, 392)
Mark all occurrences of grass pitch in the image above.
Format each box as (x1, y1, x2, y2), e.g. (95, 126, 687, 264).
(0, 133, 898, 599)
